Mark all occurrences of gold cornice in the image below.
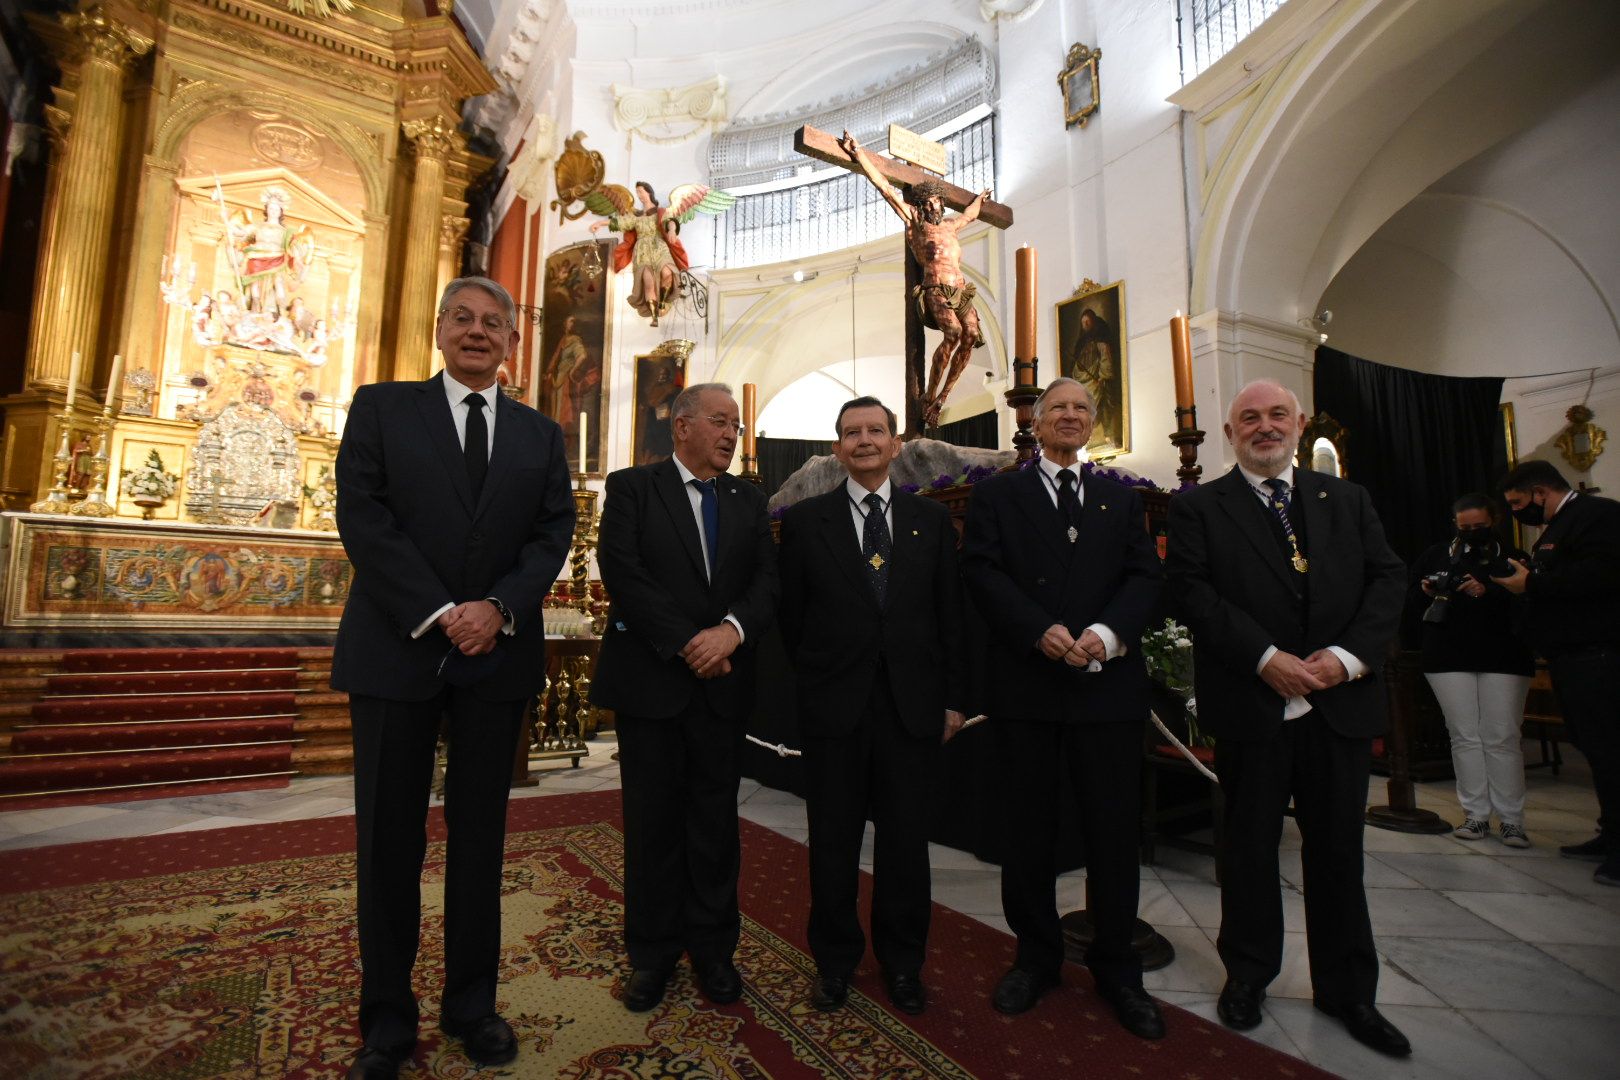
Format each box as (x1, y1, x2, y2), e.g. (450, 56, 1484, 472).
(177, 0, 405, 74)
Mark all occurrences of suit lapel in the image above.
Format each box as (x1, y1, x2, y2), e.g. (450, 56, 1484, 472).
(1295, 468, 1330, 586)
(1011, 464, 1068, 564)
(886, 491, 919, 603)
(1214, 466, 1295, 591)
(472, 390, 519, 521)
(713, 474, 751, 589)
(653, 458, 709, 584)
(415, 375, 475, 516)
(817, 487, 874, 601)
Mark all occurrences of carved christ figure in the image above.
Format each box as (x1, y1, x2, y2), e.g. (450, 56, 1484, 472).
(839, 130, 990, 429)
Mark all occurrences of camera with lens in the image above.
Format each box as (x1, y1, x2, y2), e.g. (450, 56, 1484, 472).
(1421, 536, 1514, 624)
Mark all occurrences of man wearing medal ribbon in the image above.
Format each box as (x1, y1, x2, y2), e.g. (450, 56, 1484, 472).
(1166, 379, 1409, 1057)
(961, 378, 1165, 1038)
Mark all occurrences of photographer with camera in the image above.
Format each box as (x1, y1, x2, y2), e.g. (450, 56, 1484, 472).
(1411, 493, 1535, 846)
(1493, 460, 1620, 887)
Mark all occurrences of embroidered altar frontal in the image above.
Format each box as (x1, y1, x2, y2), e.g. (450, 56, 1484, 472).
(1, 513, 350, 632)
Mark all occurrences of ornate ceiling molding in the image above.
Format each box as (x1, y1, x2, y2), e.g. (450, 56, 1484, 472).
(611, 75, 728, 145)
(978, 0, 1045, 23)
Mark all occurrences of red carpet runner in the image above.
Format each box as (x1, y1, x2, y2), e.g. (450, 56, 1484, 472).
(0, 789, 1336, 1079)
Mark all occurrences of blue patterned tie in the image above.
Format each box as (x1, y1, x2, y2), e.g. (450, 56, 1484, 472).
(1264, 477, 1305, 572)
(693, 477, 719, 579)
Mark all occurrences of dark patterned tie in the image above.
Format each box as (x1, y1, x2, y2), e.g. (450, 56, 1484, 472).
(1264, 477, 1305, 572)
(1057, 469, 1081, 535)
(862, 491, 892, 606)
(463, 393, 488, 499)
(693, 477, 719, 580)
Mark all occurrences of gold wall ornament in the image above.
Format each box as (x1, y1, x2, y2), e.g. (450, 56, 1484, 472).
(1555, 404, 1606, 472)
(1059, 42, 1101, 129)
(551, 131, 606, 225)
(283, 0, 357, 19)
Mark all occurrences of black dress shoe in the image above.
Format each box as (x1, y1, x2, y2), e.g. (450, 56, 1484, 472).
(697, 959, 743, 1004)
(1560, 834, 1611, 862)
(346, 1044, 408, 1080)
(439, 1013, 518, 1067)
(623, 967, 671, 1012)
(1314, 1000, 1411, 1057)
(991, 967, 1059, 1015)
(810, 974, 851, 1011)
(1096, 983, 1165, 1040)
(1216, 977, 1266, 1031)
(884, 971, 927, 1015)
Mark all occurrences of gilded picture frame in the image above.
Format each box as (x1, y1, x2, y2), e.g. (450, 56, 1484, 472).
(1059, 43, 1101, 129)
(539, 239, 615, 476)
(1056, 278, 1129, 456)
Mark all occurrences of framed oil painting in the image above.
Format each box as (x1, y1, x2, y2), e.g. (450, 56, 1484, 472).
(539, 238, 614, 475)
(1056, 278, 1129, 456)
(630, 339, 692, 466)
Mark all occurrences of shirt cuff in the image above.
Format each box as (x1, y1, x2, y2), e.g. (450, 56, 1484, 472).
(1326, 645, 1366, 680)
(413, 602, 455, 639)
(1085, 623, 1123, 660)
(1284, 695, 1313, 720)
(1256, 644, 1278, 675)
(724, 614, 745, 644)
(485, 597, 516, 636)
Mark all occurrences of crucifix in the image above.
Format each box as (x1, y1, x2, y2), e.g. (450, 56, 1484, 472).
(794, 124, 1015, 438)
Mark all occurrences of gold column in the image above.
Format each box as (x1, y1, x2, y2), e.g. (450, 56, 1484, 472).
(394, 117, 459, 382)
(25, 6, 151, 391)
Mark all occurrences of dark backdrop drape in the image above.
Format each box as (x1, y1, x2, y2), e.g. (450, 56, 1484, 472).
(937, 409, 998, 449)
(1313, 347, 1504, 564)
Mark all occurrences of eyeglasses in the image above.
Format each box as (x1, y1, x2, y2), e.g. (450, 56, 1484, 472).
(442, 306, 510, 333)
(702, 414, 745, 437)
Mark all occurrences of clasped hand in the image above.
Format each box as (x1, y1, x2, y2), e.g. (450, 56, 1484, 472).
(1037, 624, 1107, 668)
(681, 623, 740, 679)
(1260, 649, 1348, 697)
(439, 600, 503, 656)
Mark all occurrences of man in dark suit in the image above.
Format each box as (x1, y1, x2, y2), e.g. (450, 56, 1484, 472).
(961, 377, 1165, 1039)
(592, 382, 779, 1013)
(1492, 459, 1620, 886)
(779, 396, 965, 1016)
(1166, 378, 1409, 1057)
(332, 277, 575, 1079)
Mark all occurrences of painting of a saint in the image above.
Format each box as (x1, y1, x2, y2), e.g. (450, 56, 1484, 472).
(540, 239, 613, 475)
(631, 346, 688, 466)
(1056, 279, 1129, 455)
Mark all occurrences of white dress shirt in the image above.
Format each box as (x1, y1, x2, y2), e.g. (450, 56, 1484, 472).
(845, 476, 894, 544)
(1236, 462, 1364, 719)
(672, 455, 746, 642)
(1035, 453, 1122, 669)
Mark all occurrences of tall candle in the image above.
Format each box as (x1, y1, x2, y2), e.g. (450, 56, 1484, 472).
(64, 350, 82, 409)
(1014, 245, 1037, 385)
(742, 383, 757, 457)
(1170, 310, 1194, 429)
(105, 353, 123, 412)
(578, 411, 587, 470)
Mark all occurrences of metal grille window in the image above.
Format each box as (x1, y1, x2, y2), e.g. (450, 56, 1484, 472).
(1176, 0, 1286, 82)
(713, 115, 996, 269)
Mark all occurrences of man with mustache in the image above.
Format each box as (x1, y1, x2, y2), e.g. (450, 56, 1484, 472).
(962, 378, 1166, 1038)
(1166, 379, 1409, 1056)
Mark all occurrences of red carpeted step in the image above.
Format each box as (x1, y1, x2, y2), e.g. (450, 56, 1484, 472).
(52, 648, 303, 673)
(46, 668, 299, 696)
(0, 743, 295, 794)
(9, 717, 296, 754)
(31, 693, 299, 724)
(0, 774, 292, 812)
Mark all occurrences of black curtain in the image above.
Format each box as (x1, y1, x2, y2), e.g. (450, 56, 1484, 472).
(936, 409, 999, 450)
(757, 436, 828, 499)
(1313, 347, 1504, 564)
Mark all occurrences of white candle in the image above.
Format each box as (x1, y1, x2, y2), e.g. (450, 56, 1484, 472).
(105, 353, 123, 412)
(64, 350, 82, 409)
(578, 411, 588, 470)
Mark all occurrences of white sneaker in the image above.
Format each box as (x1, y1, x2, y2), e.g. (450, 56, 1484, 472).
(1453, 818, 1489, 840)
(1499, 822, 1531, 849)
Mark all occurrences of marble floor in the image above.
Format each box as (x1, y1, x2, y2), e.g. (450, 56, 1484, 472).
(3, 737, 1618, 1080)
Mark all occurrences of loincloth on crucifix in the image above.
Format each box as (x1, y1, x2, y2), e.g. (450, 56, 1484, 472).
(911, 281, 987, 347)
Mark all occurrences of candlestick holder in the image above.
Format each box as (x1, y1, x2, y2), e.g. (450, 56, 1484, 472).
(1169, 405, 1205, 487)
(1004, 357, 1041, 464)
(71, 411, 118, 517)
(570, 473, 605, 634)
(739, 448, 762, 485)
(29, 409, 79, 514)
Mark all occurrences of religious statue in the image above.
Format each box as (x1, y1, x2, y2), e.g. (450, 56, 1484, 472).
(585, 180, 735, 327)
(227, 186, 315, 318)
(840, 131, 990, 429)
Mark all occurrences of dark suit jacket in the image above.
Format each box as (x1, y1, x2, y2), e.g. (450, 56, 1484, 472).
(779, 485, 964, 739)
(1166, 466, 1405, 742)
(331, 374, 575, 702)
(1523, 492, 1620, 656)
(591, 458, 779, 720)
(961, 465, 1162, 724)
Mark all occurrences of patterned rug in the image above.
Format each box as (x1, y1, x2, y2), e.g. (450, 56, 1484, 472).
(0, 790, 1336, 1079)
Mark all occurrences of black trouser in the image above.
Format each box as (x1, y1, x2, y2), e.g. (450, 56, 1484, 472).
(350, 690, 525, 1049)
(1215, 711, 1378, 1007)
(995, 717, 1143, 990)
(804, 678, 938, 978)
(1548, 647, 1620, 843)
(616, 697, 744, 972)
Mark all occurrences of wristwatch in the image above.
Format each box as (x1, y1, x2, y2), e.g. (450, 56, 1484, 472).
(485, 596, 512, 623)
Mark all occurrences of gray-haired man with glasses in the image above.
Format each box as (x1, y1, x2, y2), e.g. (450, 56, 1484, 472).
(593, 382, 780, 1013)
(333, 276, 575, 1078)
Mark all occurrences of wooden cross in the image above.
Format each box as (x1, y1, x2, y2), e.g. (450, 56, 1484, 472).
(794, 124, 1015, 438)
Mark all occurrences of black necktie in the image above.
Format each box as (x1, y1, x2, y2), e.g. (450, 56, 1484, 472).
(862, 491, 892, 606)
(463, 393, 488, 498)
(1057, 469, 1081, 532)
(692, 477, 719, 580)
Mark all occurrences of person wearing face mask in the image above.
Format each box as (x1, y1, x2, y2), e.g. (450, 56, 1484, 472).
(1410, 494, 1535, 846)
(1492, 460, 1620, 887)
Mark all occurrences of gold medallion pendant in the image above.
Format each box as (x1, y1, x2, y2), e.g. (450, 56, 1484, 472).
(869, 553, 885, 570)
(1292, 554, 1309, 573)
(1067, 526, 1079, 544)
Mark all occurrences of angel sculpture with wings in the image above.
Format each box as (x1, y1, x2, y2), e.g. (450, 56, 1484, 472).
(587, 180, 735, 326)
